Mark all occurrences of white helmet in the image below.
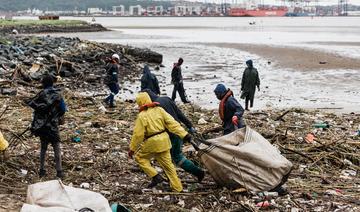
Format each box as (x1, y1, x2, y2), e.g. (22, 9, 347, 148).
(112, 54, 120, 61)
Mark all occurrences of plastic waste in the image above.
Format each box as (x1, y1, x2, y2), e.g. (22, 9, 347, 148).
(257, 191, 279, 200)
(312, 123, 330, 129)
(256, 201, 271, 207)
(305, 133, 315, 144)
(111, 203, 131, 212)
(72, 130, 81, 143)
(0, 131, 9, 151)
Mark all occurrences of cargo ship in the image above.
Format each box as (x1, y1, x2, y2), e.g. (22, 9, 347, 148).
(229, 6, 288, 17)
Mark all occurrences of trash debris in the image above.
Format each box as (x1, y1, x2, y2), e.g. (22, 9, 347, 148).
(197, 118, 208, 125)
(312, 122, 330, 129)
(111, 203, 131, 212)
(0, 131, 9, 151)
(304, 133, 315, 143)
(80, 182, 90, 189)
(256, 200, 271, 207)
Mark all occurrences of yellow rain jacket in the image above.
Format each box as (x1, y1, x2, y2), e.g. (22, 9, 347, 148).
(0, 131, 9, 151)
(130, 92, 188, 154)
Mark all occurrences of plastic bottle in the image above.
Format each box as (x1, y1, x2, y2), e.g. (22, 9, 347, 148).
(312, 123, 330, 129)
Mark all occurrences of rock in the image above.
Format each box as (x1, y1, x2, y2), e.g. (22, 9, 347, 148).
(1, 88, 17, 96)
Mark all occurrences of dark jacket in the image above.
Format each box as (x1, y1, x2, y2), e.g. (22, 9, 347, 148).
(104, 62, 119, 85)
(241, 67, 260, 101)
(141, 66, 160, 95)
(146, 90, 193, 129)
(222, 96, 245, 135)
(171, 64, 183, 84)
(27, 87, 66, 136)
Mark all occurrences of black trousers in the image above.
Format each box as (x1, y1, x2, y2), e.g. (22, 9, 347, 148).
(172, 82, 188, 103)
(245, 96, 254, 109)
(39, 133, 62, 172)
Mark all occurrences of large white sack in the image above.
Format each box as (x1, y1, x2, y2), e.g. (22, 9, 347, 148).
(20, 180, 111, 212)
(198, 127, 293, 193)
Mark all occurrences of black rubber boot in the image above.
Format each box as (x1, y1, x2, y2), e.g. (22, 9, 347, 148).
(39, 169, 46, 178)
(147, 174, 164, 188)
(197, 170, 205, 183)
(56, 170, 65, 179)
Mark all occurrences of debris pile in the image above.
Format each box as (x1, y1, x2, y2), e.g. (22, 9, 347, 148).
(0, 22, 107, 34)
(0, 35, 162, 93)
(0, 35, 359, 211)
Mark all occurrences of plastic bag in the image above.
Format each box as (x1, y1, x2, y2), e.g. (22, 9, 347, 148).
(0, 131, 9, 151)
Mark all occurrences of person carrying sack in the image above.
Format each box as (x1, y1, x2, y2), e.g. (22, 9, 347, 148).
(0, 131, 9, 161)
(128, 92, 192, 192)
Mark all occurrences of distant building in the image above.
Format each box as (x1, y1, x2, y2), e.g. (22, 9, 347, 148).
(87, 8, 102, 14)
(129, 5, 142, 16)
(155, 6, 164, 15)
(113, 5, 125, 16)
(175, 4, 201, 16)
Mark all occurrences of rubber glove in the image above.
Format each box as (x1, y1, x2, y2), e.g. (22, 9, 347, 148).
(189, 127, 197, 134)
(128, 150, 134, 159)
(232, 116, 238, 126)
(183, 134, 192, 143)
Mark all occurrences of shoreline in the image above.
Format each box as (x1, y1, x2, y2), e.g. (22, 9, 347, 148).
(203, 42, 360, 71)
(0, 20, 108, 34)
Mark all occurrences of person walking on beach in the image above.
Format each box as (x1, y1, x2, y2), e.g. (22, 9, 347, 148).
(26, 74, 67, 178)
(128, 92, 192, 192)
(141, 65, 160, 95)
(171, 58, 190, 103)
(214, 84, 245, 135)
(143, 89, 205, 182)
(104, 54, 120, 108)
(241, 60, 260, 110)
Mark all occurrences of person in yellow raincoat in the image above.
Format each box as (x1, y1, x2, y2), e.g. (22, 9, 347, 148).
(129, 92, 191, 192)
(0, 130, 9, 161)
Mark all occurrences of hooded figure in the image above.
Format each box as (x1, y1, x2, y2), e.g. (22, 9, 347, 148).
(171, 58, 190, 103)
(141, 65, 160, 95)
(143, 89, 205, 182)
(26, 74, 67, 178)
(241, 60, 260, 110)
(129, 92, 191, 192)
(214, 84, 245, 135)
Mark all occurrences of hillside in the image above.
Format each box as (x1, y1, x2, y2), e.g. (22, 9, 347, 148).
(0, 0, 173, 12)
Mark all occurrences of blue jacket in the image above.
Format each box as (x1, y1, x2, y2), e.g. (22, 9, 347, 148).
(141, 66, 160, 95)
(222, 96, 245, 135)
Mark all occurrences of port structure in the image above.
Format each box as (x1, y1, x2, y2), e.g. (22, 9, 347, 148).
(338, 0, 348, 16)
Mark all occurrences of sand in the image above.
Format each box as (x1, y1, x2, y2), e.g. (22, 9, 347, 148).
(207, 43, 360, 71)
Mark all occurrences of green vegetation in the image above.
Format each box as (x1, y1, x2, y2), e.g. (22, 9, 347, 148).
(0, 0, 173, 11)
(0, 19, 88, 27)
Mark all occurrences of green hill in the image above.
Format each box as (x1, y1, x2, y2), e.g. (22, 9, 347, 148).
(0, 0, 173, 12)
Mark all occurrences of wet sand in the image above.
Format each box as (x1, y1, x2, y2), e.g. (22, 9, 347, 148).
(206, 43, 360, 71)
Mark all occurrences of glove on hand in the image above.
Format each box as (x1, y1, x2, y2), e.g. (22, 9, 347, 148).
(183, 134, 192, 143)
(128, 150, 134, 159)
(189, 127, 197, 134)
(232, 116, 238, 126)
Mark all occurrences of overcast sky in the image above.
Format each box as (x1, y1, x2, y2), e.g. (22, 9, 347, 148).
(185, 0, 360, 6)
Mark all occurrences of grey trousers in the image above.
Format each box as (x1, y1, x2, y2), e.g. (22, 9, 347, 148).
(39, 133, 62, 172)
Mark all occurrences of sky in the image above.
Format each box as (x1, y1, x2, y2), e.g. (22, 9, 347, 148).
(184, 0, 360, 6)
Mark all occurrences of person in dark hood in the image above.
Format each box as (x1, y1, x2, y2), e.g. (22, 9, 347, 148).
(241, 60, 260, 110)
(143, 89, 205, 182)
(141, 65, 160, 95)
(214, 84, 245, 135)
(104, 54, 120, 108)
(26, 74, 67, 178)
(171, 58, 190, 104)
